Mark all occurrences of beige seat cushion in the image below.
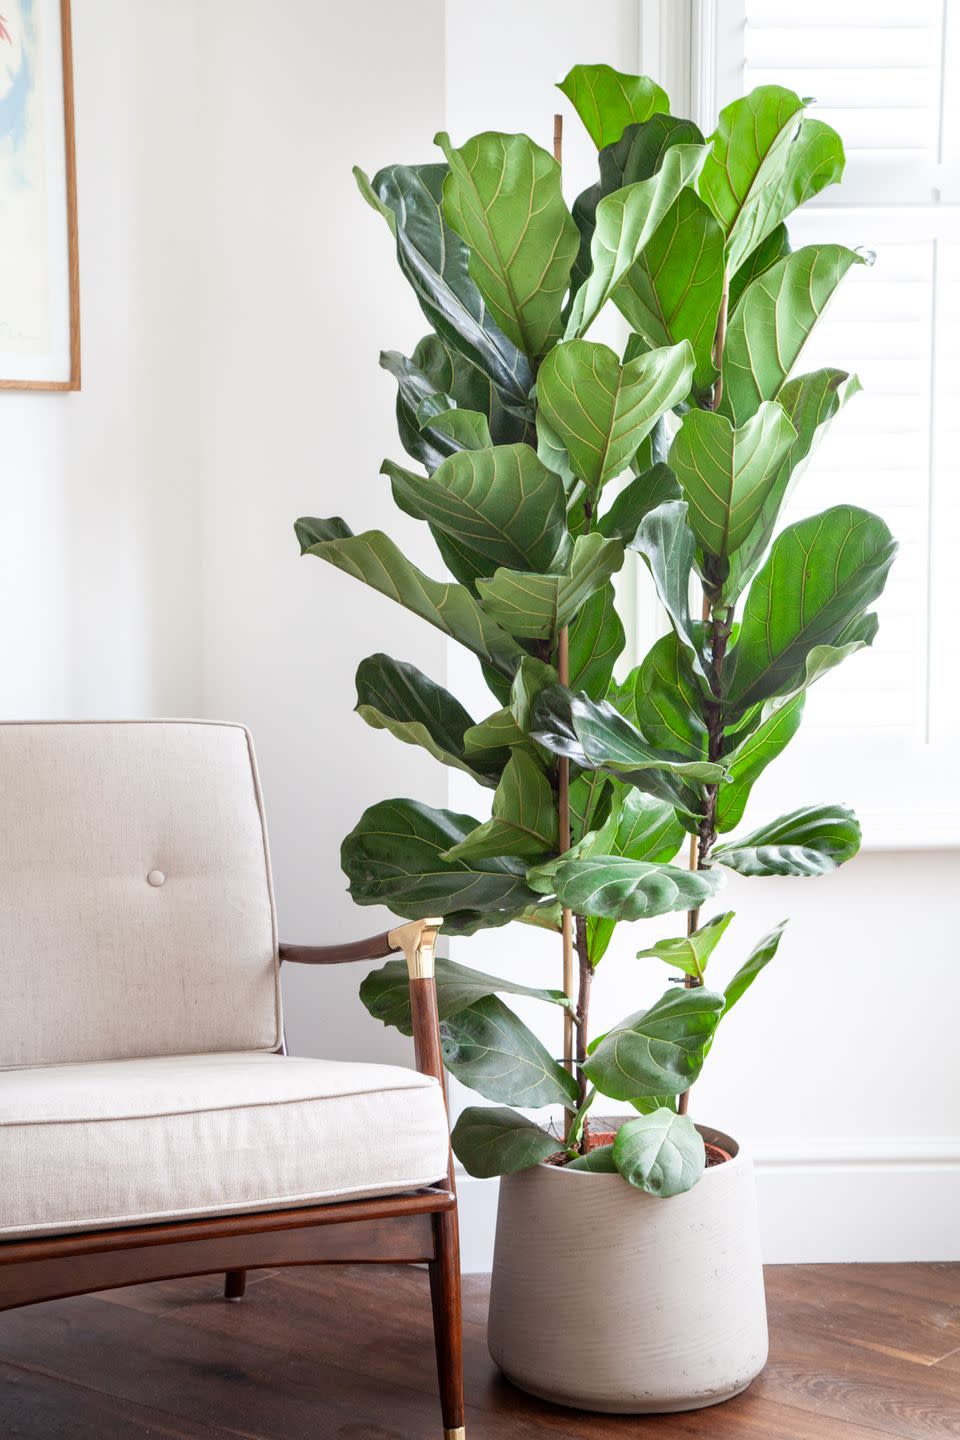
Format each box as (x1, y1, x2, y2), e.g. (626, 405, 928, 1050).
(0, 1053, 450, 1239)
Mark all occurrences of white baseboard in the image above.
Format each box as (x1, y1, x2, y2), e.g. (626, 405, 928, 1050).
(455, 1139, 960, 1274)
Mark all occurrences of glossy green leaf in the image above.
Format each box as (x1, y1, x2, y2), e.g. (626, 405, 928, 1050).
(614, 187, 725, 391)
(476, 534, 624, 641)
(354, 653, 501, 787)
(539, 854, 722, 924)
(441, 994, 578, 1108)
(585, 788, 689, 965)
(635, 910, 734, 980)
(567, 1144, 618, 1172)
(668, 402, 797, 560)
(425, 406, 493, 450)
(629, 1093, 678, 1116)
(437, 131, 578, 359)
(584, 987, 725, 1100)
(462, 707, 527, 770)
(722, 920, 789, 1014)
(529, 684, 726, 789)
(724, 506, 897, 710)
(296, 517, 524, 679)
(360, 164, 532, 407)
(569, 116, 707, 303)
(699, 89, 844, 270)
(568, 582, 626, 699)
(721, 368, 863, 604)
(536, 339, 694, 494)
(617, 631, 708, 759)
(567, 144, 708, 338)
(452, 1106, 559, 1178)
(359, 954, 570, 1038)
(340, 798, 540, 933)
(557, 64, 669, 149)
(597, 464, 681, 544)
(383, 444, 569, 576)
(442, 751, 558, 862)
(728, 223, 790, 312)
(630, 500, 710, 687)
(613, 1109, 705, 1196)
(721, 245, 864, 425)
(714, 803, 861, 877)
(716, 694, 805, 831)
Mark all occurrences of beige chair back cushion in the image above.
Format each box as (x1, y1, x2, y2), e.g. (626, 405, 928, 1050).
(0, 720, 281, 1068)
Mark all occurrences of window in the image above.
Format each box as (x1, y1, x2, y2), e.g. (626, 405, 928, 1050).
(679, 0, 960, 845)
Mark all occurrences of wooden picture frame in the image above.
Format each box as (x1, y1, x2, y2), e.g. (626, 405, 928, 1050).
(0, 0, 80, 391)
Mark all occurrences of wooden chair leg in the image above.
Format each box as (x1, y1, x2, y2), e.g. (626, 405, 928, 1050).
(223, 1269, 247, 1301)
(428, 1208, 465, 1438)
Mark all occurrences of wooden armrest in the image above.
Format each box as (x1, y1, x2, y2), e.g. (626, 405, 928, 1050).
(279, 920, 446, 1091)
(278, 918, 440, 974)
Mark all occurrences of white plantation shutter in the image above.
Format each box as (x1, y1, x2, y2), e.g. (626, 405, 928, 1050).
(688, 0, 960, 845)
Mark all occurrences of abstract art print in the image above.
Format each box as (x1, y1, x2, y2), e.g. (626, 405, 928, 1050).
(0, 0, 78, 389)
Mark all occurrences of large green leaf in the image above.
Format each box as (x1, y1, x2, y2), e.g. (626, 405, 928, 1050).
(354, 653, 501, 788)
(728, 223, 791, 312)
(360, 954, 569, 1038)
(668, 402, 797, 560)
(441, 994, 578, 1108)
(296, 516, 523, 679)
(616, 631, 708, 759)
(699, 88, 844, 270)
(538, 854, 722, 923)
(566, 1144, 618, 1172)
(721, 246, 864, 425)
(569, 116, 707, 303)
(442, 750, 558, 862)
(462, 706, 527, 771)
(557, 64, 669, 149)
(635, 910, 735, 980)
(581, 786, 687, 965)
(359, 164, 532, 407)
(597, 463, 681, 545)
(584, 987, 725, 1100)
(436, 131, 578, 360)
(452, 1106, 558, 1178)
(724, 506, 897, 710)
(568, 582, 626, 699)
(529, 684, 726, 789)
(383, 444, 569, 575)
(476, 534, 625, 641)
(536, 339, 694, 495)
(716, 694, 805, 832)
(714, 803, 861, 877)
(722, 920, 788, 1014)
(340, 798, 540, 933)
(613, 1109, 705, 1196)
(721, 368, 863, 604)
(614, 187, 725, 391)
(630, 500, 710, 688)
(567, 145, 708, 338)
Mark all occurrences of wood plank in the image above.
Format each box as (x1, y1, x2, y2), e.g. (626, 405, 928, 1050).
(764, 1263, 960, 1365)
(0, 1356, 248, 1439)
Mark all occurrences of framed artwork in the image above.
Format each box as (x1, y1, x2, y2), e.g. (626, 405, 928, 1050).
(0, 0, 79, 390)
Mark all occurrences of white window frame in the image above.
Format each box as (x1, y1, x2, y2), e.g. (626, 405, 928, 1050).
(635, 0, 960, 848)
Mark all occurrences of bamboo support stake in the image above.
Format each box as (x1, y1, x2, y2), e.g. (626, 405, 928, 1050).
(552, 113, 576, 1120)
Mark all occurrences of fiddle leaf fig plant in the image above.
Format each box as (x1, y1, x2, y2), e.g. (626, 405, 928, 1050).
(298, 65, 896, 1198)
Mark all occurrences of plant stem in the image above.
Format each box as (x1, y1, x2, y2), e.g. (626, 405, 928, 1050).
(573, 913, 593, 1150)
(679, 273, 731, 1118)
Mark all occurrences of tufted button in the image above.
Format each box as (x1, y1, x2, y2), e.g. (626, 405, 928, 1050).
(147, 870, 166, 887)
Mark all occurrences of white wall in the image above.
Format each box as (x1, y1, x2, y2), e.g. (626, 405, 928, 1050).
(4, 0, 956, 1266)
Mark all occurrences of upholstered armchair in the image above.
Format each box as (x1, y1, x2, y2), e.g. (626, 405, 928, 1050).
(0, 720, 465, 1439)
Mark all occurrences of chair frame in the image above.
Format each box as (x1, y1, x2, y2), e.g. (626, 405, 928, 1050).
(0, 919, 466, 1439)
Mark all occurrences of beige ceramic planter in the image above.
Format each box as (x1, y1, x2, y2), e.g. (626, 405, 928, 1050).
(487, 1125, 767, 1413)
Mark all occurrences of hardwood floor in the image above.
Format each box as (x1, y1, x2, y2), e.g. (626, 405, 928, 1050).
(0, 1263, 956, 1438)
